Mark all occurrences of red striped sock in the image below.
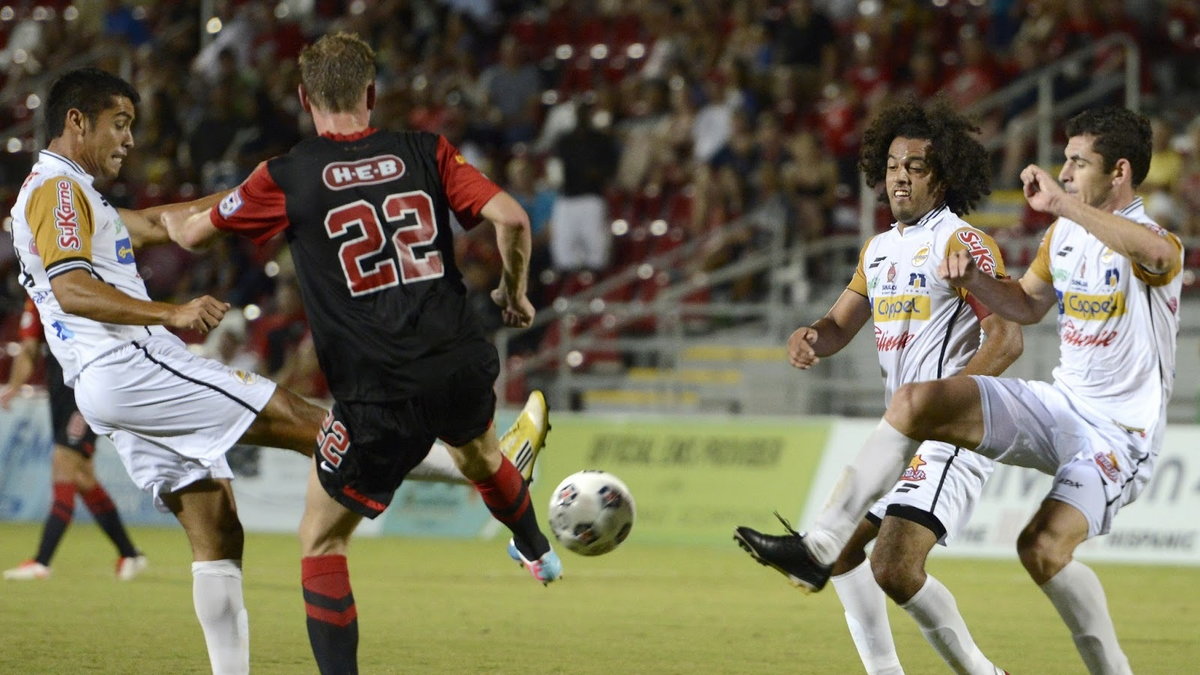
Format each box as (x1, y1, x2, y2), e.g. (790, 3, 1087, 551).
(302, 555, 358, 674)
(472, 457, 548, 560)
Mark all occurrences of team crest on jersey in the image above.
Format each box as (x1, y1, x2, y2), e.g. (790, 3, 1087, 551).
(114, 237, 135, 263)
(54, 179, 82, 250)
(1093, 451, 1120, 483)
(322, 154, 406, 190)
(230, 369, 258, 385)
(1101, 247, 1115, 263)
(911, 245, 931, 267)
(901, 454, 927, 481)
(219, 190, 244, 217)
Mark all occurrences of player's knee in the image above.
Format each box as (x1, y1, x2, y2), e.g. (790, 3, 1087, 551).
(871, 556, 924, 602)
(887, 382, 938, 433)
(1016, 525, 1069, 582)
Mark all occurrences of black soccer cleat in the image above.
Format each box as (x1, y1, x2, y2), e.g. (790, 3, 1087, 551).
(733, 511, 832, 593)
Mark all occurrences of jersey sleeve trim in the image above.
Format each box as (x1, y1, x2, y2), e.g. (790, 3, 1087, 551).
(45, 257, 94, 279)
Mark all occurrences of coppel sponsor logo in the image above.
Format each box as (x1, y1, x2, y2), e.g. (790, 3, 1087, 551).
(874, 294, 931, 322)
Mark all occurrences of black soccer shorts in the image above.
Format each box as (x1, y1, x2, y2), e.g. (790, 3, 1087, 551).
(315, 354, 499, 518)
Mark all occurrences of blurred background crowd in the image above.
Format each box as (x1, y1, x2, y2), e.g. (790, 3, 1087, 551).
(0, 0, 1197, 400)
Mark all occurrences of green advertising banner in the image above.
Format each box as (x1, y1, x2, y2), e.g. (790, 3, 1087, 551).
(528, 413, 831, 546)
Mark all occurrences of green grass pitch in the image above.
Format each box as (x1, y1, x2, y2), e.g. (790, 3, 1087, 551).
(1, 522, 1196, 673)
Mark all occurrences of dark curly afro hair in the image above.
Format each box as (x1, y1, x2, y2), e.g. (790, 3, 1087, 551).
(858, 96, 990, 216)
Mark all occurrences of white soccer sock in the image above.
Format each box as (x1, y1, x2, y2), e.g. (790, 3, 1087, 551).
(406, 442, 468, 483)
(831, 560, 904, 675)
(901, 574, 1000, 675)
(192, 559, 250, 675)
(806, 419, 920, 565)
(1040, 560, 1132, 675)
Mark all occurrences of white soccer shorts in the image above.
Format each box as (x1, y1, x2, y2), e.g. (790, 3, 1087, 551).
(73, 334, 277, 511)
(971, 375, 1162, 537)
(549, 194, 610, 270)
(867, 440, 992, 545)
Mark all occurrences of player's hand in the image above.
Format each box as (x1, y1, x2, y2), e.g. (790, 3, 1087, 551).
(938, 249, 981, 288)
(1020, 164, 1065, 216)
(168, 295, 230, 333)
(492, 287, 535, 328)
(787, 326, 820, 369)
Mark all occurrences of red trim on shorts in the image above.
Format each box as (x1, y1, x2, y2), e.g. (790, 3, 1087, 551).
(340, 485, 387, 514)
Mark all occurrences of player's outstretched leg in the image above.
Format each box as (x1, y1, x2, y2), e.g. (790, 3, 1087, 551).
(499, 390, 550, 483)
(733, 511, 832, 592)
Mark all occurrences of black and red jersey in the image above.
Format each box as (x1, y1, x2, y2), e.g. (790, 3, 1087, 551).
(210, 129, 502, 402)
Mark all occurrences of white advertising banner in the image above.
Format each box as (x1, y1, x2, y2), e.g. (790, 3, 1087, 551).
(803, 419, 1200, 566)
(0, 395, 512, 539)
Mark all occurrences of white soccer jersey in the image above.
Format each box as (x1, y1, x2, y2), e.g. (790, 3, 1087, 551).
(9, 150, 168, 384)
(848, 205, 1008, 403)
(1028, 197, 1182, 431)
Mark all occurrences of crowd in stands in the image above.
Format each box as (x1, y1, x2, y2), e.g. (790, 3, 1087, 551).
(1, 0, 1198, 394)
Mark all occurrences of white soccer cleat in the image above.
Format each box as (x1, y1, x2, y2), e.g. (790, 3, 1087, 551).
(116, 554, 148, 581)
(4, 560, 50, 580)
(499, 390, 550, 483)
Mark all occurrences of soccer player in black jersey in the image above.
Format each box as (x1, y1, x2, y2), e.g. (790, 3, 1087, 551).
(168, 32, 561, 674)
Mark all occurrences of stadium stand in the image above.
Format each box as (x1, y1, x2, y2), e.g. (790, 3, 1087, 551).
(1, 0, 1197, 418)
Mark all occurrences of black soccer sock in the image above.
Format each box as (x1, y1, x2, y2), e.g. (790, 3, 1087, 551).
(472, 457, 550, 560)
(34, 483, 75, 566)
(81, 485, 139, 558)
(302, 555, 358, 675)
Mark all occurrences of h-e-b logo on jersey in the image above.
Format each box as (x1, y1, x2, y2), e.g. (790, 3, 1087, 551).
(323, 154, 406, 191)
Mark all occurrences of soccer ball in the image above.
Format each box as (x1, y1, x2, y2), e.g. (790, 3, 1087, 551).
(547, 470, 636, 556)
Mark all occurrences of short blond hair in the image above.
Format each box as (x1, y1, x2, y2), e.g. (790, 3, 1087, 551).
(298, 32, 376, 112)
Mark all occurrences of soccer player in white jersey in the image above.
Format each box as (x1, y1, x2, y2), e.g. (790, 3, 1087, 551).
(10, 67, 550, 674)
(735, 98, 1022, 675)
(741, 106, 1181, 675)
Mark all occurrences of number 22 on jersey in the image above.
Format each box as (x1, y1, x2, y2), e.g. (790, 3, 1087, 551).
(324, 190, 444, 297)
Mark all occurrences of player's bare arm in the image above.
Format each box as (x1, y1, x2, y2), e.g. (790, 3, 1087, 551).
(788, 290, 872, 369)
(939, 251, 1055, 325)
(122, 190, 231, 249)
(481, 190, 535, 328)
(162, 203, 224, 251)
(959, 313, 1023, 377)
(50, 269, 228, 333)
(1021, 163, 1177, 273)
